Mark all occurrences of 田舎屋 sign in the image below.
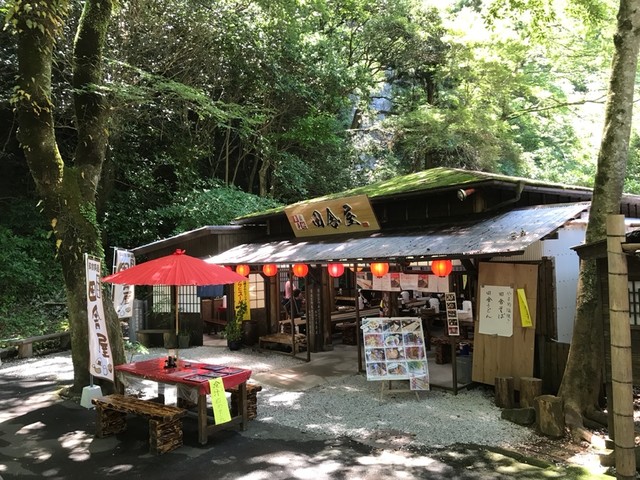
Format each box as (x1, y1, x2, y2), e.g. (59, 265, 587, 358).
(285, 194, 380, 238)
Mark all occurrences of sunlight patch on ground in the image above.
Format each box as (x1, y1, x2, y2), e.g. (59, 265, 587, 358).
(235, 471, 271, 480)
(252, 452, 308, 468)
(98, 464, 135, 475)
(16, 421, 46, 435)
(24, 447, 51, 463)
(357, 449, 438, 468)
(59, 430, 92, 461)
(566, 450, 609, 476)
(267, 391, 304, 406)
(293, 460, 343, 478)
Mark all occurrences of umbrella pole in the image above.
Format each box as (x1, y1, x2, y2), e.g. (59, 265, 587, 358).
(174, 286, 179, 361)
(174, 286, 180, 336)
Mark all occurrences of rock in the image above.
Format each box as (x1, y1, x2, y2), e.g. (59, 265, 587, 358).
(501, 407, 536, 426)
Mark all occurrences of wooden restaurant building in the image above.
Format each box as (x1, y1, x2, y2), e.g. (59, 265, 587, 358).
(130, 167, 640, 394)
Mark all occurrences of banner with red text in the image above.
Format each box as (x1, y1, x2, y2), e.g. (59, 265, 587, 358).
(86, 254, 114, 382)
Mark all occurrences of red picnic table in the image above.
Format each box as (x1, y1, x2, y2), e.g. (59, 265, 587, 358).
(115, 357, 252, 444)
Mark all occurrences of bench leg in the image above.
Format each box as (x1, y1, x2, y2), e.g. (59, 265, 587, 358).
(17, 343, 33, 358)
(149, 419, 183, 455)
(95, 408, 127, 437)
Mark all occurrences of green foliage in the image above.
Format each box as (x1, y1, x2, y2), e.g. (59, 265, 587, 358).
(103, 177, 282, 248)
(124, 340, 149, 362)
(625, 133, 640, 195)
(224, 301, 246, 342)
(0, 198, 66, 339)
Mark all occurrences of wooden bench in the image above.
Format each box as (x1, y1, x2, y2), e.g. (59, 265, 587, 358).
(135, 329, 173, 347)
(202, 298, 227, 334)
(4, 332, 70, 358)
(258, 333, 307, 353)
(92, 394, 187, 455)
(203, 317, 227, 334)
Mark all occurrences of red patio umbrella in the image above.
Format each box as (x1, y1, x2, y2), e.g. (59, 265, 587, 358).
(102, 249, 247, 336)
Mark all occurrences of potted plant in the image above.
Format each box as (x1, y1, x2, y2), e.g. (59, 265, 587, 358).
(178, 327, 190, 349)
(225, 301, 246, 350)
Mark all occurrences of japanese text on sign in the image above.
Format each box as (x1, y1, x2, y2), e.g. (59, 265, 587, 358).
(285, 194, 380, 238)
(478, 285, 514, 337)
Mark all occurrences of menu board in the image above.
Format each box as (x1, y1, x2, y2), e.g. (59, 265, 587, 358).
(445, 292, 460, 336)
(362, 317, 429, 389)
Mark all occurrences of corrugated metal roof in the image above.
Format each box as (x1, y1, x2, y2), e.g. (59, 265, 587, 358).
(207, 202, 590, 265)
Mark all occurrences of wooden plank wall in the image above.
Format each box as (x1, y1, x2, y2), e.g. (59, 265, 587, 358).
(540, 339, 570, 393)
(472, 262, 538, 390)
(537, 258, 557, 340)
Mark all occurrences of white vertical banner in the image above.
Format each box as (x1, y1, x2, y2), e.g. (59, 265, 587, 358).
(478, 285, 514, 337)
(86, 254, 115, 382)
(112, 248, 135, 319)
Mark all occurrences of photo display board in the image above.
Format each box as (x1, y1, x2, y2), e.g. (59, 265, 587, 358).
(362, 317, 429, 389)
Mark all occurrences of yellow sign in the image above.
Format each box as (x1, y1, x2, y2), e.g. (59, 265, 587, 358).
(284, 194, 380, 238)
(234, 281, 251, 321)
(209, 377, 231, 424)
(517, 288, 533, 328)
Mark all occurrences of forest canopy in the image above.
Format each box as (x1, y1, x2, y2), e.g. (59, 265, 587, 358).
(0, 0, 637, 338)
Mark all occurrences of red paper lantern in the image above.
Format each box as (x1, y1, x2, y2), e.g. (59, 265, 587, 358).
(349, 264, 363, 272)
(292, 263, 309, 277)
(235, 264, 250, 277)
(370, 262, 389, 278)
(431, 259, 453, 277)
(262, 264, 278, 277)
(327, 263, 345, 278)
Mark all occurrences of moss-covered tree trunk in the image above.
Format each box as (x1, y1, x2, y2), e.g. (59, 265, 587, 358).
(11, 0, 125, 393)
(559, 0, 640, 438)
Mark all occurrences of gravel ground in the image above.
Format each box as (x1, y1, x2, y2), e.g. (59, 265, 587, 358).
(0, 345, 536, 452)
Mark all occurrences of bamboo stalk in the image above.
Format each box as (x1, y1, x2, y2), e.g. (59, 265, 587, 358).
(606, 214, 636, 477)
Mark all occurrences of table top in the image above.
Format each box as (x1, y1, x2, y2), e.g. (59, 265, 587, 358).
(115, 357, 251, 395)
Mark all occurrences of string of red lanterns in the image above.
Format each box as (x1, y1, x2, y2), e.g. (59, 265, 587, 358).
(431, 259, 453, 277)
(235, 264, 250, 277)
(327, 263, 345, 278)
(262, 264, 278, 277)
(292, 263, 309, 277)
(370, 262, 389, 278)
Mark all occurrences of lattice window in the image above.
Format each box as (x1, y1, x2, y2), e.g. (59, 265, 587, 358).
(152, 286, 200, 313)
(248, 273, 265, 310)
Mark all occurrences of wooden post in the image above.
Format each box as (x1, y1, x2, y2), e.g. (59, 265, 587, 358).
(606, 214, 636, 478)
(535, 394, 564, 438)
(519, 377, 542, 408)
(495, 376, 514, 408)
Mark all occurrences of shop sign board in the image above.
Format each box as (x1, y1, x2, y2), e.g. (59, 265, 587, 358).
(285, 194, 380, 238)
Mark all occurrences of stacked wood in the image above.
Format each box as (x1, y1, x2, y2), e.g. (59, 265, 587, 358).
(149, 419, 183, 455)
(95, 407, 127, 437)
(227, 383, 263, 420)
(92, 394, 187, 455)
(519, 377, 542, 408)
(495, 376, 515, 408)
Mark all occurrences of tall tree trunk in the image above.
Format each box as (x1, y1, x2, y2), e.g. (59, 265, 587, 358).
(13, 0, 125, 394)
(559, 0, 640, 437)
